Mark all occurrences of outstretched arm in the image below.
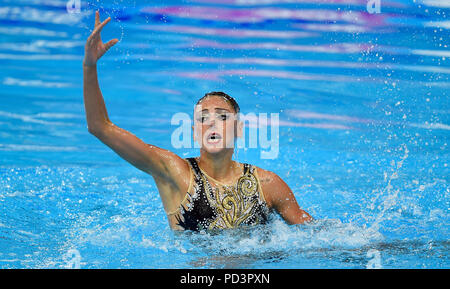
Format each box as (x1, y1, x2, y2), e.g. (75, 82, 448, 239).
(83, 11, 117, 129)
(83, 11, 188, 192)
(258, 169, 313, 225)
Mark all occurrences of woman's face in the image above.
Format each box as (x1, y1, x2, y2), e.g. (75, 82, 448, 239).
(193, 95, 241, 154)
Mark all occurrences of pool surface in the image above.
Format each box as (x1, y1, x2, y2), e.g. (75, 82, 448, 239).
(0, 0, 448, 268)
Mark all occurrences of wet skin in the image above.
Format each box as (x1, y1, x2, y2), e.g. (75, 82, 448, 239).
(83, 11, 312, 228)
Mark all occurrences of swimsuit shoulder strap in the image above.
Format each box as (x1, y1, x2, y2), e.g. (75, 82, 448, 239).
(185, 158, 206, 190)
(243, 162, 251, 175)
(186, 157, 202, 179)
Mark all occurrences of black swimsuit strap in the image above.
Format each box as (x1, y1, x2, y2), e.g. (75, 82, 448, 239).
(243, 163, 250, 175)
(186, 157, 202, 180)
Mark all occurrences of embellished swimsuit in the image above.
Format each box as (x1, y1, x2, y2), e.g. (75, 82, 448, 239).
(166, 157, 270, 232)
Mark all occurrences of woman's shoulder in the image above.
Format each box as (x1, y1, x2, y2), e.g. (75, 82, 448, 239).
(252, 164, 292, 201)
(247, 164, 276, 180)
(246, 164, 285, 190)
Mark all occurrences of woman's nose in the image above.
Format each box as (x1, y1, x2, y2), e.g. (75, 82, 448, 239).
(206, 115, 218, 127)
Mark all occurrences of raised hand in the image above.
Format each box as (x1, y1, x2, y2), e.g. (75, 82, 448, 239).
(83, 11, 119, 67)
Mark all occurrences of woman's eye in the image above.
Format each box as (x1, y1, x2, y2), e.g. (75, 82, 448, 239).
(196, 113, 229, 122)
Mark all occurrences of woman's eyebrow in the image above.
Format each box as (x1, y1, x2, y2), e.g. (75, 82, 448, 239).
(214, 108, 231, 112)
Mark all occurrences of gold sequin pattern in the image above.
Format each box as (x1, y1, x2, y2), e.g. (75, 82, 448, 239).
(200, 167, 265, 230)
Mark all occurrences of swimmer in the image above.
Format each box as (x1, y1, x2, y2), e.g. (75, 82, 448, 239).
(83, 11, 312, 231)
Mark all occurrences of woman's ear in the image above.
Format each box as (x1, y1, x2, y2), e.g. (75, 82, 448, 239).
(192, 125, 197, 142)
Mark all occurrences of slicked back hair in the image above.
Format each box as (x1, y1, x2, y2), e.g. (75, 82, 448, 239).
(195, 91, 240, 115)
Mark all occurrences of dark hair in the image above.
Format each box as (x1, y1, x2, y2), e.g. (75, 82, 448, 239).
(196, 91, 240, 114)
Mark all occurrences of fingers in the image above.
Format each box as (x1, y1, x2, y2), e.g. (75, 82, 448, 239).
(87, 16, 111, 43)
(98, 38, 119, 58)
(95, 10, 100, 27)
(104, 38, 119, 51)
(92, 17, 111, 37)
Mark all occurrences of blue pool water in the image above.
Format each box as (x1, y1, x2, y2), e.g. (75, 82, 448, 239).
(0, 0, 448, 268)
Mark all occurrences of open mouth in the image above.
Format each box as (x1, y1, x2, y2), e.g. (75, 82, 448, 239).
(206, 132, 222, 144)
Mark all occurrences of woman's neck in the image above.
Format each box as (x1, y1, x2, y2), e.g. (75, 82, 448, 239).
(197, 149, 240, 183)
